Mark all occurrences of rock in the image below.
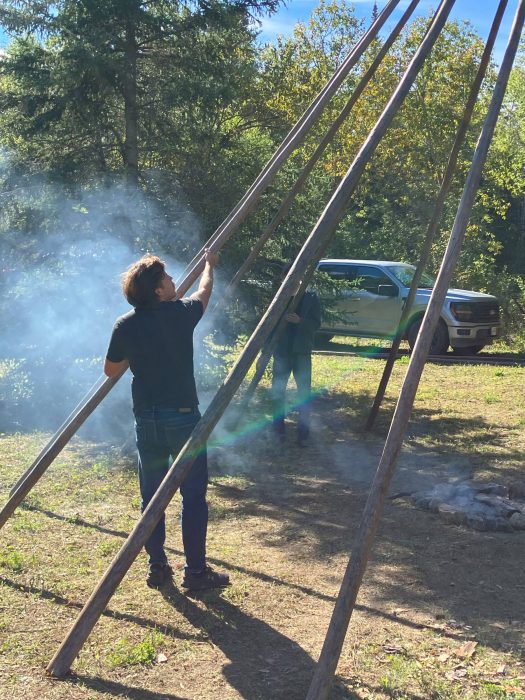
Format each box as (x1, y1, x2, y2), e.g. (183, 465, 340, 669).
(473, 493, 497, 507)
(466, 514, 489, 531)
(509, 481, 525, 500)
(474, 494, 519, 516)
(465, 514, 513, 532)
(510, 512, 525, 530)
(454, 482, 475, 496)
(411, 495, 432, 510)
(485, 517, 514, 533)
(412, 480, 525, 533)
(428, 498, 442, 513)
(438, 503, 467, 526)
(477, 483, 509, 497)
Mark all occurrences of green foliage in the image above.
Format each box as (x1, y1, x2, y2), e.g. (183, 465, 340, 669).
(106, 630, 166, 668)
(0, 546, 26, 572)
(253, 5, 525, 341)
(0, 0, 524, 361)
(0, 0, 280, 221)
(480, 684, 524, 700)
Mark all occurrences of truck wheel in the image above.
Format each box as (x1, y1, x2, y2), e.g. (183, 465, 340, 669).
(407, 318, 449, 355)
(453, 345, 484, 356)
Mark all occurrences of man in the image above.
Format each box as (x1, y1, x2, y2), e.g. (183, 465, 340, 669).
(272, 264, 321, 446)
(104, 250, 229, 591)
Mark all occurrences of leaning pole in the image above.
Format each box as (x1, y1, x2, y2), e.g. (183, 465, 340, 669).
(0, 372, 124, 530)
(46, 0, 456, 678)
(213, 0, 422, 315)
(0, 0, 402, 529)
(364, 0, 508, 431)
(177, 0, 404, 286)
(306, 3, 525, 698)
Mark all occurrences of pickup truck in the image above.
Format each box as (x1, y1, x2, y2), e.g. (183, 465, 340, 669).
(316, 259, 501, 355)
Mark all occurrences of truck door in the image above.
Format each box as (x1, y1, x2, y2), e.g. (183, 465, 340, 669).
(317, 262, 360, 332)
(353, 265, 403, 336)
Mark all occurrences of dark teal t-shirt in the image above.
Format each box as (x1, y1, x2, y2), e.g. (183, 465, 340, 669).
(106, 298, 203, 414)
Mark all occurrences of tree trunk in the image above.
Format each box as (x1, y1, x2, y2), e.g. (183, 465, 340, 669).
(122, 19, 139, 187)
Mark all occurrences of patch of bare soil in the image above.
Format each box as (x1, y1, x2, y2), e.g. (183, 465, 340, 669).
(1, 397, 524, 700)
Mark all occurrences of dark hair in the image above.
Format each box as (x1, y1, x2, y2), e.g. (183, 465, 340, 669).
(121, 255, 166, 307)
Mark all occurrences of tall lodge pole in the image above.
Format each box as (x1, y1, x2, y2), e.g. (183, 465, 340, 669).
(0, 372, 124, 531)
(0, 1, 402, 527)
(306, 3, 525, 698)
(175, 0, 404, 296)
(364, 0, 508, 432)
(46, 0, 456, 678)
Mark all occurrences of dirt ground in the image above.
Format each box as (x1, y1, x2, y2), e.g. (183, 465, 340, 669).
(1, 361, 525, 699)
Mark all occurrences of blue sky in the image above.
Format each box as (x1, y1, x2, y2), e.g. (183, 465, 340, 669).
(0, 1, 520, 64)
(256, 1, 521, 64)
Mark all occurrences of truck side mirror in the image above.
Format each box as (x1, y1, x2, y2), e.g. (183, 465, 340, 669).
(377, 284, 399, 297)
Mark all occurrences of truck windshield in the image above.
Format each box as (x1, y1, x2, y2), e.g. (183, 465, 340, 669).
(387, 265, 435, 289)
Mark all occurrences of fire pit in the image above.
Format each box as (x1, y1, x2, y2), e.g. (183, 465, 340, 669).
(410, 481, 525, 532)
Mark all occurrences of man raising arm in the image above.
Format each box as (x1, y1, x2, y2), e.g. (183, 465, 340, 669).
(104, 249, 228, 590)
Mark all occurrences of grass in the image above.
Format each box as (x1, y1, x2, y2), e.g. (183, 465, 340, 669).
(106, 631, 166, 668)
(0, 353, 524, 699)
(0, 545, 26, 573)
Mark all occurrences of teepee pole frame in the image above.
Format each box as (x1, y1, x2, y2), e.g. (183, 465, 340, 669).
(306, 4, 525, 698)
(365, 0, 508, 431)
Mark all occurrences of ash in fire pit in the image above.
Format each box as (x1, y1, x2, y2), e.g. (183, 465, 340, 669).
(409, 481, 525, 532)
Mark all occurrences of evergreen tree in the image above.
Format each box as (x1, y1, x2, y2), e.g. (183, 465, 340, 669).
(0, 0, 280, 187)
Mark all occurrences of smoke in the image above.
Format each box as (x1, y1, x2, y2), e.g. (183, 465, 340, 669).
(0, 162, 231, 446)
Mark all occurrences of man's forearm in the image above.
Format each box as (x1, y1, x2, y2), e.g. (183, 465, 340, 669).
(196, 262, 214, 310)
(199, 263, 213, 293)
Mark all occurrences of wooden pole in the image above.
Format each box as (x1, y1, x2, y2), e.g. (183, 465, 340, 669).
(212, 0, 422, 317)
(0, 372, 124, 531)
(174, 0, 403, 297)
(364, 0, 508, 432)
(224, 0, 450, 423)
(0, 1, 401, 529)
(46, 0, 455, 678)
(227, 272, 315, 430)
(8, 375, 117, 498)
(306, 4, 525, 698)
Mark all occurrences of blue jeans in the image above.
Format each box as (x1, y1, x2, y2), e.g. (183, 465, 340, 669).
(135, 407, 208, 572)
(272, 353, 312, 436)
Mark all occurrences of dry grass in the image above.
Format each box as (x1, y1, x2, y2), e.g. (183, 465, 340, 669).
(0, 353, 524, 699)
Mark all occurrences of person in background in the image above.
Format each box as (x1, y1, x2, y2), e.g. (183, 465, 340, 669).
(271, 263, 321, 446)
(104, 250, 229, 591)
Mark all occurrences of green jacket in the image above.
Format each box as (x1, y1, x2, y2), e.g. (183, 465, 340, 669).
(274, 290, 322, 357)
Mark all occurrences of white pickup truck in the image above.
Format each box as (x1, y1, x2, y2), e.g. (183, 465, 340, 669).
(316, 259, 501, 355)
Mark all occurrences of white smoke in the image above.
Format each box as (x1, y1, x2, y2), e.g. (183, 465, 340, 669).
(0, 162, 234, 445)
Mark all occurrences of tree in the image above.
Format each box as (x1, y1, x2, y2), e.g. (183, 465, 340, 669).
(256, 7, 494, 266)
(255, 4, 525, 345)
(0, 0, 280, 188)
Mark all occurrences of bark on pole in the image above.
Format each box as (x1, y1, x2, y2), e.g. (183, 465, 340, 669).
(306, 4, 525, 698)
(364, 0, 508, 432)
(0, 2, 401, 529)
(46, 0, 455, 679)
(213, 0, 422, 316)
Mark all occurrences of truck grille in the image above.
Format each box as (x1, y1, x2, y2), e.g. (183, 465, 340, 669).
(470, 302, 500, 323)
